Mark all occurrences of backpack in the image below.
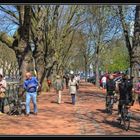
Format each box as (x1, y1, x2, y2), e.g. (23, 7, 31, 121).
(119, 79, 132, 95)
(107, 80, 115, 92)
(54, 80, 63, 91)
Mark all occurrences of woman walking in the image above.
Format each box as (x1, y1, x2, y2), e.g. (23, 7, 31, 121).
(68, 75, 79, 105)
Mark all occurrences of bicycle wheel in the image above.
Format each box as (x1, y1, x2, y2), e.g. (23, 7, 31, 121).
(122, 106, 130, 131)
(123, 117, 130, 131)
(105, 96, 109, 112)
(109, 97, 114, 114)
(108, 103, 113, 114)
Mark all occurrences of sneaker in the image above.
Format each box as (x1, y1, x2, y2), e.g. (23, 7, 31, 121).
(26, 114, 30, 117)
(117, 114, 121, 120)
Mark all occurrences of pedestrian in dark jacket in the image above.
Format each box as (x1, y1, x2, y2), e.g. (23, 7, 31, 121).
(106, 74, 116, 111)
(117, 74, 133, 118)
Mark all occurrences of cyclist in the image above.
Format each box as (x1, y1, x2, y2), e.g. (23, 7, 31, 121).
(106, 74, 116, 113)
(117, 74, 133, 119)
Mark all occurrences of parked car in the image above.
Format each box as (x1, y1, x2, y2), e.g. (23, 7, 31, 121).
(87, 76, 96, 84)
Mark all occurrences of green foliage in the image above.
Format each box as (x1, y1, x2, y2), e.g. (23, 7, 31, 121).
(100, 39, 130, 72)
(0, 41, 16, 63)
(41, 79, 49, 92)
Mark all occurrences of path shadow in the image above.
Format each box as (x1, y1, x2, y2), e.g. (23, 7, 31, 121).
(131, 115, 140, 122)
(51, 101, 58, 104)
(103, 119, 122, 130)
(96, 109, 118, 114)
(129, 126, 140, 133)
(64, 101, 72, 105)
(30, 111, 36, 114)
(78, 92, 105, 100)
(96, 109, 108, 114)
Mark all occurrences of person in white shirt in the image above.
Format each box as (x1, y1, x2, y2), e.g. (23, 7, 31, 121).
(0, 74, 7, 114)
(69, 75, 79, 105)
(101, 76, 107, 89)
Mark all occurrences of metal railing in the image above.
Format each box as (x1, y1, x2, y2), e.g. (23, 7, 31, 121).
(5, 81, 20, 106)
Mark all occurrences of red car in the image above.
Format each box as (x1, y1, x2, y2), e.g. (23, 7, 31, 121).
(99, 73, 122, 87)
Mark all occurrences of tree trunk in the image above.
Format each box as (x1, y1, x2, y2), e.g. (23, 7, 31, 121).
(131, 5, 140, 85)
(118, 6, 132, 69)
(84, 55, 88, 82)
(12, 6, 32, 95)
(33, 43, 46, 85)
(32, 8, 47, 85)
(95, 46, 100, 87)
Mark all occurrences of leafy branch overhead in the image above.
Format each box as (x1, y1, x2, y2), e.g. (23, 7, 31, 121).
(0, 5, 139, 87)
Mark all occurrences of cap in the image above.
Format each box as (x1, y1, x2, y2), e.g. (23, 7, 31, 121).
(56, 75, 60, 79)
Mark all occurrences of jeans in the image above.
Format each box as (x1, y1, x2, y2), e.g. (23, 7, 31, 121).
(26, 92, 37, 114)
(71, 94, 76, 105)
(102, 82, 106, 89)
(0, 98, 4, 113)
(106, 95, 114, 109)
(57, 90, 62, 104)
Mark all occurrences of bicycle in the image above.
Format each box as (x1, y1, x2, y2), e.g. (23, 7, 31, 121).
(118, 100, 131, 131)
(7, 98, 26, 115)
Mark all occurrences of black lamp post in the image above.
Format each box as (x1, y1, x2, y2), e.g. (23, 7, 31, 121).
(30, 41, 36, 76)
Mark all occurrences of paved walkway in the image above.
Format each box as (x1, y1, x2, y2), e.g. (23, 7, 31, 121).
(0, 81, 140, 135)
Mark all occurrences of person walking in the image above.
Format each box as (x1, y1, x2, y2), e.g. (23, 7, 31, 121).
(68, 75, 79, 105)
(0, 74, 7, 114)
(23, 72, 39, 116)
(63, 74, 69, 89)
(54, 75, 64, 104)
(47, 79, 51, 91)
(101, 75, 107, 89)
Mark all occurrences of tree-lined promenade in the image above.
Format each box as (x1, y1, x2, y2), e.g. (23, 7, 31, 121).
(0, 5, 139, 89)
(0, 81, 140, 135)
(0, 5, 139, 135)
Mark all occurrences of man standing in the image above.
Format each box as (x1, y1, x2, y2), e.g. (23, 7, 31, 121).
(23, 72, 39, 116)
(0, 74, 7, 114)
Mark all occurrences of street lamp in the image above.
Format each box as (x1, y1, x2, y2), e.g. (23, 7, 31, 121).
(30, 41, 35, 52)
(30, 41, 37, 76)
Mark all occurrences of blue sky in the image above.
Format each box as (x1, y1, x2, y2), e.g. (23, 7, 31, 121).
(0, 5, 18, 36)
(0, 5, 136, 38)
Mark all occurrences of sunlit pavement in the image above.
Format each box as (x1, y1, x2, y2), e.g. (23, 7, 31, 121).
(0, 81, 140, 135)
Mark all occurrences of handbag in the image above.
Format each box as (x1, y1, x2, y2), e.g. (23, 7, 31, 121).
(0, 92, 5, 98)
(76, 84, 79, 90)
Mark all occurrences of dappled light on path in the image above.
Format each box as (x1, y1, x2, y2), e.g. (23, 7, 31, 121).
(0, 81, 140, 135)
